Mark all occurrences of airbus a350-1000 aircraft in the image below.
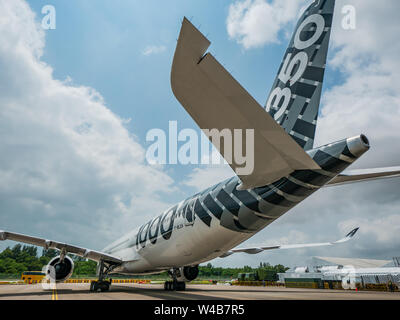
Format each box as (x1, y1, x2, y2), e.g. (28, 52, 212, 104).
(2, 0, 400, 292)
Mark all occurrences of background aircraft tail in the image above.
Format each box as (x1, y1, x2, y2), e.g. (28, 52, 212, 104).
(265, 0, 336, 151)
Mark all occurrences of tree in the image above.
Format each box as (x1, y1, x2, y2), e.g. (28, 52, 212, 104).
(41, 248, 58, 259)
(0, 245, 52, 274)
(73, 260, 97, 276)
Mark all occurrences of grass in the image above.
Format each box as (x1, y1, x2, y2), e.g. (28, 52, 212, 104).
(0, 274, 20, 280)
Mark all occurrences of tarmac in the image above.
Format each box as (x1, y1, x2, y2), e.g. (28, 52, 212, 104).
(1, 283, 400, 300)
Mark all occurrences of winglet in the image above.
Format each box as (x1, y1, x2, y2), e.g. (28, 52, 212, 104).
(334, 227, 359, 244)
(345, 227, 359, 239)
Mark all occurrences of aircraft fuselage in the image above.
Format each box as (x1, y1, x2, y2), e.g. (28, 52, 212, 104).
(104, 135, 369, 274)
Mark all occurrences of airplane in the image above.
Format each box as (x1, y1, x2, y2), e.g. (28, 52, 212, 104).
(2, 0, 400, 292)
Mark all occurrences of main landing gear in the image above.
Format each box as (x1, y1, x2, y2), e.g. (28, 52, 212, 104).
(164, 268, 186, 291)
(90, 260, 116, 292)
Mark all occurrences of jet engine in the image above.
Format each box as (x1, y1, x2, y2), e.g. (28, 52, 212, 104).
(176, 266, 199, 282)
(45, 255, 74, 282)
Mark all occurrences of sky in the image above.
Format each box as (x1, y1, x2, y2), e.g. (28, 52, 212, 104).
(0, 0, 400, 269)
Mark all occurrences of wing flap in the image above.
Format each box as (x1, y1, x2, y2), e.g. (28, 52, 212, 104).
(171, 18, 320, 189)
(0, 230, 122, 264)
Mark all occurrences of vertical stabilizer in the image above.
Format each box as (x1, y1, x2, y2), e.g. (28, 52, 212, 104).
(265, 0, 336, 150)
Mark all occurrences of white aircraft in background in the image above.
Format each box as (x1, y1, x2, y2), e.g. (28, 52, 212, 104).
(2, 0, 400, 292)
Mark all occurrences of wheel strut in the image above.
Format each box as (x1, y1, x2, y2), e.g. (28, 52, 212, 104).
(90, 260, 115, 292)
(164, 268, 186, 291)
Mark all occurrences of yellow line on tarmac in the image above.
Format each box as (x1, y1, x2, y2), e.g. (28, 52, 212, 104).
(52, 287, 58, 300)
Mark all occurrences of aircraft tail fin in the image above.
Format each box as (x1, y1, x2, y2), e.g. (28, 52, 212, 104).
(266, 0, 336, 150)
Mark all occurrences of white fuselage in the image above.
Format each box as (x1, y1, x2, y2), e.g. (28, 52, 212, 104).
(103, 197, 266, 274)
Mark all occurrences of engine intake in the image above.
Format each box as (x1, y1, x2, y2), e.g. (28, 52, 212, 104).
(346, 134, 370, 157)
(46, 255, 74, 282)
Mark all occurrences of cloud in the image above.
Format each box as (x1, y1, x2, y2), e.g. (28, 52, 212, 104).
(142, 45, 167, 56)
(316, 0, 400, 148)
(183, 165, 234, 192)
(0, 0, 174, 251)
(182, 147, 233, 191)
(226, 0, 308, 49)
(339, 215, 400, 246)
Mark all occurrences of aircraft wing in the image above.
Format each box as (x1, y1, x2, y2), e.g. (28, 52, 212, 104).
(326, 167, 400, 186)
(219, 228, 359, 258)
(0, 230, 122, 264)
(171, 18, 320, 190)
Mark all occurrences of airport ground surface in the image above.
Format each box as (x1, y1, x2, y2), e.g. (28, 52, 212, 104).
(1, 283, 400, 300)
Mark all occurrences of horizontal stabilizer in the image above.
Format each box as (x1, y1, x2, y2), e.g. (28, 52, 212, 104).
(171, 18, 320, 189)
(219, 228, 359, 258)
(0, 230, 122, 264)
(327, 167, 400, 186)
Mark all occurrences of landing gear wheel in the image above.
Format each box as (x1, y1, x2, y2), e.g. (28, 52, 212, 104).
(164, 281, 186, 291)
(100, 281, 110, 292)
(176, 282, 186, 291)
(164, 281, 172, 291)
(90, 280, 110, 292)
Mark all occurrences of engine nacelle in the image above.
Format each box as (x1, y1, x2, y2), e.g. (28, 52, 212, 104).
(176, 266, 199, 282)
(45, 256, 74, 282)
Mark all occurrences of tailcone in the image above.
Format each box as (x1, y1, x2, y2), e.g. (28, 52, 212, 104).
(288, 134, 370, 190)
(307, 134, 371, 176)
(346, 134, 370, 158)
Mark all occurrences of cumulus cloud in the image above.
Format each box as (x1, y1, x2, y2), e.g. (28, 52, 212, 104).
(226, 0, 308, 49)
(184, 166, 234, 192)
(339, 215, 400, 246)
(0, 0, 174, 251)
(317, 0, 400, 148)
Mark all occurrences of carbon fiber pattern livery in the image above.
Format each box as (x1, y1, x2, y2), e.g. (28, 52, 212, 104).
(265, 0, 335, 151)
(135, 136, 367, 246)
(174, 138, 355, 234)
